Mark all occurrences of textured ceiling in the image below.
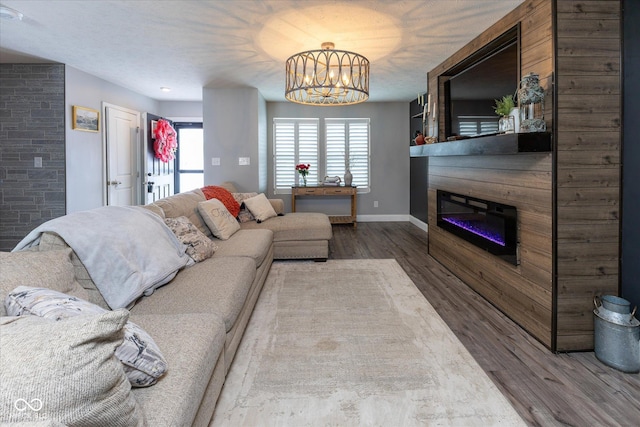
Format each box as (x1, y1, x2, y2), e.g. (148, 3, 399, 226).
(0, 0, 524, 102)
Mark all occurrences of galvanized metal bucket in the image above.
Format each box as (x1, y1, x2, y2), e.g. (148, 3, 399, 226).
(593, 296, 640, 373)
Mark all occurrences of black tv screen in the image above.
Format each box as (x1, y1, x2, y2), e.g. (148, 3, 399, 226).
(443, 26, 519, 139)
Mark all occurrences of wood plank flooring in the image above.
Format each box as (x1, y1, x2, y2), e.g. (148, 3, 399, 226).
(328, 222, 640, 427)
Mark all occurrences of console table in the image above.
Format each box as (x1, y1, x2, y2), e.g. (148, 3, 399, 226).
(291, 185, 357, 227)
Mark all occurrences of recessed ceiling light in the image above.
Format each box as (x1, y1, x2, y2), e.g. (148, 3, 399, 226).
(160, 87, 171, 92)
(0, 5, 24, 21)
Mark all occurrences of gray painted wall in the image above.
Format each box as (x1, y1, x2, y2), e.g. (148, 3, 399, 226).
(202, 87, 267, 193)
(622, 0, 640, 308)
(267, 102, 410, 217)
(65, 66, 158, 213)
(0, 64, 65, 251)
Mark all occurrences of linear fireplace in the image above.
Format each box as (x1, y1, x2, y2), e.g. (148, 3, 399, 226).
(437, 190, 518, 265)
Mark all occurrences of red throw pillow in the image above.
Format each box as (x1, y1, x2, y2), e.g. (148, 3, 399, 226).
(201, 186, 241, 217)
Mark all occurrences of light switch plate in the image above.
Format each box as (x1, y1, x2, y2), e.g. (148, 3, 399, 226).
(239, 157, 250, 166)
(211, 157, 220, 166)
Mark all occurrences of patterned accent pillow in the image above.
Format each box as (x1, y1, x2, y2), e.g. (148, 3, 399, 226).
(197, 198, 241, 240)
(164, 216, 217, 262)
(243, 193, 278, 223)
(201, 185, 241, 217)
(232, 192, 259, 223)
(0, 310, 144, 425)
(6, 286, 168, 387)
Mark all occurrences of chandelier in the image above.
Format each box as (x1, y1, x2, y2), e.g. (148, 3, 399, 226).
(285, 42, 369, 106)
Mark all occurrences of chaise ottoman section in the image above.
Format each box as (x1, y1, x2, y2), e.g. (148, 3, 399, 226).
(240, 212, 333, 260)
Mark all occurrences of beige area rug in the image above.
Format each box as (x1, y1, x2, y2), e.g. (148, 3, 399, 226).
(211, 259, 525, 426)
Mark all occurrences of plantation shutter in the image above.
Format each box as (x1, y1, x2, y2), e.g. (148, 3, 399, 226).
(273, 118, 318, 192)
(325, 118, 369, 191)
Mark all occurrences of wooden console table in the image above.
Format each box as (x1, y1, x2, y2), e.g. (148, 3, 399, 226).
(291, 185, 357, 227)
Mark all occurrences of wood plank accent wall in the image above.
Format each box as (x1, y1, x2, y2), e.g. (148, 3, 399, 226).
(555, 0, 621, 350)
(425, 0, 621, 351)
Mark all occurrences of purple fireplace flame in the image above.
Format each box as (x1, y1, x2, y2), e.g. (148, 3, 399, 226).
(442, 217, 506, 246)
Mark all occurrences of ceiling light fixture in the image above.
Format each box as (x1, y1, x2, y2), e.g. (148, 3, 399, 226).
(160, 87, 171, 92)
(285, 42, 369, 106)
(0, 5, 24, 21)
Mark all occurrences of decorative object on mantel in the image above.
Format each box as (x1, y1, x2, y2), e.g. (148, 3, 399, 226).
(493, 95, 516, 134)
(153, 119, 177, 162)
(285, 42, 369, 106)
(518, 72, 546, 132)
(295, 163, 310, 186)
(414, 130, 426, 145)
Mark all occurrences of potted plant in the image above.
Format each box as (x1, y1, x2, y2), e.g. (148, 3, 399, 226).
(494, 95, 516, 134)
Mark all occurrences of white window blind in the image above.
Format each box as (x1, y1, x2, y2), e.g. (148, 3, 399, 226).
(325, 118, 370, 190)
(273, 118, 319, 192)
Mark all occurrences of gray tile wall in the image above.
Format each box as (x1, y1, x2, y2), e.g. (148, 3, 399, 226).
(0, 64, 65, 251)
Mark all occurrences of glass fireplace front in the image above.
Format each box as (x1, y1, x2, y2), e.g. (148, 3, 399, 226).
(437, 190, 518, 265)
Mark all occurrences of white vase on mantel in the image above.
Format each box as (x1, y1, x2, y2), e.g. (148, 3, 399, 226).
(344, 170, 353, 186)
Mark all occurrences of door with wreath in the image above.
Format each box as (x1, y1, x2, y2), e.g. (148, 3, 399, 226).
(145, 113, 175, 204)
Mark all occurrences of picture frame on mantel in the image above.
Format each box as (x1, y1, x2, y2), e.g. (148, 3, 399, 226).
(72, 105, 100, 132)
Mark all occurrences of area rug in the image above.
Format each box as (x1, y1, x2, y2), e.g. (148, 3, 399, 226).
(211, 259, 525, 426)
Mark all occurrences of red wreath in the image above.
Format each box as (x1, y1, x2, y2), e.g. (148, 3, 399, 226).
(154, 119, 177, 162)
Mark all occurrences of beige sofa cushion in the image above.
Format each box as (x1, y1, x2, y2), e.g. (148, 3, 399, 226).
(0, 248, 88, 316)
(152, 189, 210, 237)
(130, 313, 226, 427)
(0, 310, 144, 426)
(213, 229, 273, 268)
(132, 257, 256, 332)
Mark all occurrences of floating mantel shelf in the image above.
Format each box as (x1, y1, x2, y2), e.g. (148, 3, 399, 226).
(410, 132, 552, 157)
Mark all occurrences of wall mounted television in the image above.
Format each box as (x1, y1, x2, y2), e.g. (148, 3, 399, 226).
(442, 25, 520, 139)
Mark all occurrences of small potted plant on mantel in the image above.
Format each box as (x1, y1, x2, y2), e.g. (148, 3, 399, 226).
(494, 95, 516, 134)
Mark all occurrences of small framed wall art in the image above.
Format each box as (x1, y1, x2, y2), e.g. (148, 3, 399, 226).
(72, 106, 100, 132)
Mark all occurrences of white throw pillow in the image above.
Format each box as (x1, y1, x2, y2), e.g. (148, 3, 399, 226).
(5, 286, 168, 387)
(198, 198, 240, 240)
(0, 310, 145, 425)
(243, 193, 278, 223)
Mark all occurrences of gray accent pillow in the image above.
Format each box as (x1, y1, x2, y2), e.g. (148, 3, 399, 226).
(164, 216, 218, 262)
(0, 309, 145, 426)
(197, 198, 240, 240)
(6, 286, 168, 387)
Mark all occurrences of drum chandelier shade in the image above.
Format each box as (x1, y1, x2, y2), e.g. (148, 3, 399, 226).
(285, 42, 369, 106)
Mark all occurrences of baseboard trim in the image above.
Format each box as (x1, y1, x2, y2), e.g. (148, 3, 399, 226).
(409, 216, 428, 232)
(357, 214, 410, 222)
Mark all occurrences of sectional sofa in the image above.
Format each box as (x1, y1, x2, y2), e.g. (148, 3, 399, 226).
(0, 184, 333, 426)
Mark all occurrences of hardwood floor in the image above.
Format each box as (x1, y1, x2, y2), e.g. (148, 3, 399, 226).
(328, 222, 640, 427)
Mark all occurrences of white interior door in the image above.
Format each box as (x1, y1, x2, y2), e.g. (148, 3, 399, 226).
(105, 105, 140, 206)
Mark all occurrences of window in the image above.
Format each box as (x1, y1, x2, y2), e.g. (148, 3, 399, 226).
(174, 123, 204, 192)
(325, 118, 370, 191)
(273, 118, 319, 192)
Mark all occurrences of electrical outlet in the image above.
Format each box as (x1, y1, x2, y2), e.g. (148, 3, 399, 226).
(374, 201, 379, 208)
(211, 157, 220, 166)
(239, 157, 250, 166)
(34, 157, 43, 168)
